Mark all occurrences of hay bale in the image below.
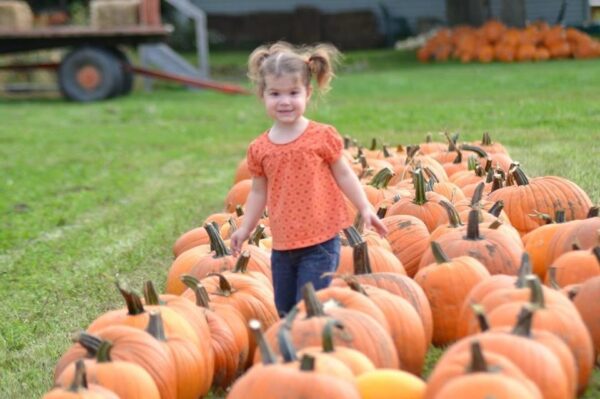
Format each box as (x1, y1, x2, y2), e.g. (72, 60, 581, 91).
(0, 1, 33, 30)
(90, 0, 140, 29)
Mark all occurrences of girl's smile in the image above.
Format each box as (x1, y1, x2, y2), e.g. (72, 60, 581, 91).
(262, 74, 312, 126)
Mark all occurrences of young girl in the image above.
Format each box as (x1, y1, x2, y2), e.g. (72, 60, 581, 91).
(230, 41, 387, 317)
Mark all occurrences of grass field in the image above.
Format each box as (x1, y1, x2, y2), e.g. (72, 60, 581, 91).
(1, 49, 599, 397)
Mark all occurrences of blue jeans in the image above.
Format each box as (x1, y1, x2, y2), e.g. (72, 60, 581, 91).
(271, 235, 341, 317)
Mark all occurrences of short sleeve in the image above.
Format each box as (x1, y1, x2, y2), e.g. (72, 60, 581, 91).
(246, 141, 264, 177)
(321, 126, 344, 164)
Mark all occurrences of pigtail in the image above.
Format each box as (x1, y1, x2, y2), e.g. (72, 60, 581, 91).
(307, 44, 341, 94)
(247, 45, 271, 90)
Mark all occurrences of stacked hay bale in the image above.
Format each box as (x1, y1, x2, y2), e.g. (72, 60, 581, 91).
(90, 0, 141, 29)
(0, 0, 33, 30)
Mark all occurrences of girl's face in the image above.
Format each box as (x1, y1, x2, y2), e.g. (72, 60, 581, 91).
(262, 74, 312, 126)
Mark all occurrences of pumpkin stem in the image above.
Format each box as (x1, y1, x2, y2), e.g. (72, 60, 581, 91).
(368, 167, 395, 189)
(227, 217, 238, 235)
(467, 156, 478, 172)
(193, 283, 211, 308)
(249, 319, 278, 365)
(377, 205, 388, 219)
(512, 304, 536, 337)
(488, 201, 504, 218)
(443, 132, 456, 152)
(235, 205, 244, 217)
(471, 304, 490, 332)
(204, 223, 231, 258)
(488, 220, 502, 230)
(471, 182, 485, 207)
(69, 359, 88, 392)
(526, 275, 545, 308)
(143, 280, 162, 306)
(466, 210, 482, 240)
(491, 174, 504, 192)
(460, 144, 488, 159)
(439, 200, 462, 228)
(343, 136, 352, 150)
(511, 165, 530, 186)
(587, 206, 599, 218)
(412, 168, 428, 205)
(593, 247, 600, 264)
(566, 286, 580, 301)
(248, 224, 265, 246)
(481, 132, 492, 146)
(547, 267, 561, 290)
(452, 150, 463, 164)
(209, 273, 234, 297)
(322, 319, 343, 353)
(353, 213, 365, 234)
(302, 282, 326, 317)
(369, 138, 377, 151)
(299, 354, 316, 371)
(431, 241, 451, 264)
(343, 227, 373, 275)
(467, 341, 488, 373)
(278, 314, 298, 363)
(515, 253, 532, 288)
(485, 166, 494, 183)
(95, 340, 113, 363)
(425, 133, 433, 143)
(483, 158, 492, 173)
(180, 274, 199, 290)
(424, 167, 439, 184)
(383, 145, 393, 158)
(233, 250, 251, 273)
(346, 278, 368, 296)
(146, 311, 167, 341)
(116, 280, 145, 315)
(555, 210, 566, 223)
(72, 331, 102, 356)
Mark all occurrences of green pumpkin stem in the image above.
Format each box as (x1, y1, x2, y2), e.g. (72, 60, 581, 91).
(322, 319, 343, 353)
(302, 282, 326, 317)
(431, 241, 451, 264)
(515, 253, 532, 288)
(368, 167, 394, 189)
(73, 331, 102, 356)
(143, 280, 162, 306)
(467, 156, 478, 171)
(249, 319, 278, 365)
(116, 280, 145, 315)
(69, 359, 88, 391)
(278, 314, 298, 363)
(370, 138, 377, 151)
(233, 250, 251, 273)
(526, 275, 545, 308)
(204, 223, 231, 257)
(460, 144, 488, 159)
(471, 182, 485, 207)
(248, 224, 265, 246)
(554, 210, 566, 223)
(471, 304, 490, 332)
(146, 311, 167, 341)
(300, 354, 316, 371)
(466, 210, 482, 240)
(96, 341, 113, 363)
(412, 168, 428, 205)
(547, 267, 561, 290)
(180, 274, 199, 291)
(481, 132, 492, 146)
(467, 341, 488, 373)
(439, 200, 462, 228)
(512, 305, 535, 337)
(192, 283, 211, 308)
(346, 278, 368, 296)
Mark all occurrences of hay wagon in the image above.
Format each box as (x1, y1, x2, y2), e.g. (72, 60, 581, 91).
(0, 0, 247, 101)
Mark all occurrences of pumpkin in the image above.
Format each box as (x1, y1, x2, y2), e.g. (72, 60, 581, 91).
(166, 244, 211, 294)
(414, 242, 490, 345)
(522, 210, 566, 278)
(435, 373, 540, 399)
(545, 207, 600, 264)
(545, 247, 600, 287)
(357, 369, 426, 399)
(572, 276, 600, 362)
(223, 178, 252, 212)
(233, 158, 251, 183)
(145, 312, 212, 399)
(45, 360, 119, 399)
(56, 341, 161, 399)
(488, 166, 592, 235)
(172, 225, 209, 258)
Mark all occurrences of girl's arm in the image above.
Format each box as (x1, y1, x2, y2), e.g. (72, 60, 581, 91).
(331, 158, 388, 236)
(230, 176, 268, 255)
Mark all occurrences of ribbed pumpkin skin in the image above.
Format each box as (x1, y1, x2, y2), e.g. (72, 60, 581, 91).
(381, 215, 430, 277)
(43, 385, 119, 399)
(545, 248, 600, 287)
(545, 216, 600, 264)
(357, 369, 426, 399)
(441, 332, 570, 399)
(332, 273, 433, 346)
(227, 363, 362, 399)
(414, 255, 490, 346)
(166, 245, 211, 294)
(488, 176, 592, 235)
(172, 227, 209, 257)
(522, 223, 564, 278)
(572, 276, 600, 361)
(425, 349, 541, 399)
(54, 326, 176, 399)
(57, 359, 161, 399)
(387, 192, 449, 233)
(435, 373, 541, 399)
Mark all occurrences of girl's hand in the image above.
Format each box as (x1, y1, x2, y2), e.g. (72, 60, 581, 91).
(361, 208, 388, 237)
(230, 227, 251, 256)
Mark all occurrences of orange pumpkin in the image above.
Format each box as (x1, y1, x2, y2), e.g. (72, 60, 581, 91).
(45, 360, 119, 399)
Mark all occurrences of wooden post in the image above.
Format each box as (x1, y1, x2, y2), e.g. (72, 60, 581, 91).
(140, 0, 161, 26)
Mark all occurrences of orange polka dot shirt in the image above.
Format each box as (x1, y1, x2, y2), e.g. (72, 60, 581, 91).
(246, 120, 350, 250)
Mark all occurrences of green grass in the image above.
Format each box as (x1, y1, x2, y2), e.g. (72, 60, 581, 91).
(1, 49, 599, 397)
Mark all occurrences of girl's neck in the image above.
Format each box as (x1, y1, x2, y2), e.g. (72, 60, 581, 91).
(268, 117, 310, 144)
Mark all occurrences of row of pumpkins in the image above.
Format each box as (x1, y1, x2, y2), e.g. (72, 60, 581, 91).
(417, 20, 600, 63)
(43, 132, 600, 398)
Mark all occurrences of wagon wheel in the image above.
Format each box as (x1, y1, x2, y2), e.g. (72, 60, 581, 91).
(58, 46, 124, 102)
(108, 47, 134, 96)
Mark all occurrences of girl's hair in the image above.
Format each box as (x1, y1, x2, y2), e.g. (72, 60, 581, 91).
(247, 41, 341, 96)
